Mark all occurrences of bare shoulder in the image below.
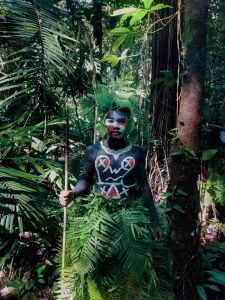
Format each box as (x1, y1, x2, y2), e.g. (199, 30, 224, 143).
(132, 145, 146, 157)
(84, 143, 100, 160)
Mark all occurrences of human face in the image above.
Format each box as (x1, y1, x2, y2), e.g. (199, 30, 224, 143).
(104, 110, 127, 139)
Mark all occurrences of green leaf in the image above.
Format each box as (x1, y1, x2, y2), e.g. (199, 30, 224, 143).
(185, 147, 196, 157)
(204, 284, 221, 292)
(144, 0, 154, 9)
(112, 35, 127, 52)
(3, 281, 20, 289)
(36, 264, 47, 274)
(111, 7, 140, 16)
(96, 123, 107, 138)
(150, 4, 171, 11)
(150, 77, 166, 87)
(124, 33, 134, 47)
(101, 55, 120, 67)
(160, 70, 173, 78)
(173, 204, 185, 213)
(202, 149, 218, 160)
(197, 285, 207, 300)
(129, 128, 139, 144)
(165, 79, 177, 88)
(176, 189, 188, 197)
(165, 207, 172, 212)
(171, 151, 184, 156)
(125, 118, 135, 134)
(161, 192, 173, 197)
(130, 10, 148, 26)
(120, 12, 136, 23)
(207, 270, 225, 285)
(87, 279, 103, 300)
(110, 27, 131, 35)
(29, 160, 45, 175)
(38, 278, 46, 284)
(0, 241, 10, 251)
(208, 276, 225, 287)
(31, 137, 45, 153)
(0, 166, 41, 182)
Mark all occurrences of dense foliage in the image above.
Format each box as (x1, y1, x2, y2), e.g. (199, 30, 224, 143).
(0, 0, 225, 299)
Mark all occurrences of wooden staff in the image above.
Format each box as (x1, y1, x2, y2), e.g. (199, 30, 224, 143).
(61, 107, 69, 295)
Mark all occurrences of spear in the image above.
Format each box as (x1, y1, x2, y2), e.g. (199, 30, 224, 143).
(61, 106, 69, 297)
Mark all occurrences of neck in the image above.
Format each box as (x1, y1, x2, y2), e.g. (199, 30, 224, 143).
(104, 137, 129, 150)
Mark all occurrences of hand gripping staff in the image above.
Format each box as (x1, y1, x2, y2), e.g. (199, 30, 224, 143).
(61, 107, 69, 298)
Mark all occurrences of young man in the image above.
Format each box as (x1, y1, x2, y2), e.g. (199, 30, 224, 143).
(59, 108, 160, 231)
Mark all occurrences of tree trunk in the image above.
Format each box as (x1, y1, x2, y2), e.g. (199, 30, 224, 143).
(168, 1, 209, 299)
(149, 0, 179, 210)
(91, 0, 102, 56)
(151, 0, 178, 155)
(177, 0, 208, 154)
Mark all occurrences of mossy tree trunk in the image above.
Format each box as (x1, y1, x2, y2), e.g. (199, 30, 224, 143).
(167, 1, 209, 299)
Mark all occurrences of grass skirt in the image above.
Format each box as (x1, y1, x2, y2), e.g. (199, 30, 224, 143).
(58, 192, 173, 300)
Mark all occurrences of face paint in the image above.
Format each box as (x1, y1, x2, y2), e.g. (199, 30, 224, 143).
(104, 110, 127, 139)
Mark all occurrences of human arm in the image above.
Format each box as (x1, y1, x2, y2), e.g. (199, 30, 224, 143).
(59, 146, 96, 206)
(136, 149, 160, 230)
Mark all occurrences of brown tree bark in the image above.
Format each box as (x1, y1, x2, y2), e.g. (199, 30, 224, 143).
(151, 0, 178, 155)
(177, 0, 208, 154)
(149, 0, 179, 204)
(151, 0, 209, 299)
(167, 1, 209, 299)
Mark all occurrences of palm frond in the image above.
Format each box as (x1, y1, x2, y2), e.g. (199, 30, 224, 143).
(87, 279, 103, 300)
(56, 194, 173, 300)
(0, 0, 77, 114)
(0, 166, 49, 234)
(69, 207, 115, 276)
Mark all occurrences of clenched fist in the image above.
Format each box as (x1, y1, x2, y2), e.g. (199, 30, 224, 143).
(59, 190, 74, 206)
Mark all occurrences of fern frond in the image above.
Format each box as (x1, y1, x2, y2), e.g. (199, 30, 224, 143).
(87, 279, 103, 300)
(68, 207, 115, 276)
(56, 195, 173, 300)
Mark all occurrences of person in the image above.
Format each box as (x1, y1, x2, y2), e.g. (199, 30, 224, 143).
(59, 107, 160, 232)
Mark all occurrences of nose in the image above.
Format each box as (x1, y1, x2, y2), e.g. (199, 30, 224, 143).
(112, 121, 120, 128)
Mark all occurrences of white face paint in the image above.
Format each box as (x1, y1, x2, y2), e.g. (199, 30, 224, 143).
(104, 110, 127, 139)
(220, 131, 225, 143)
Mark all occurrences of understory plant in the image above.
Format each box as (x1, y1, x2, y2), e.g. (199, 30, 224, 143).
(197, 242, 225, 300)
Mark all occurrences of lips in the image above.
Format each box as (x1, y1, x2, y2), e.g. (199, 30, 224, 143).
(111, 131, 122, 137)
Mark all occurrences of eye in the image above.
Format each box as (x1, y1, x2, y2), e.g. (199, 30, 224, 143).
(118, 119, 126, 126)
(105, 119, 114, 124)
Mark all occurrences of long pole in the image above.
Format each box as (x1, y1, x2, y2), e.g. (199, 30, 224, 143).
(61, 107, 69, 296)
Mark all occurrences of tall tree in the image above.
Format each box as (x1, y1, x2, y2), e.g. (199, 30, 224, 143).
(168, 0, 209, 299)
(151, 0, 209, 299)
